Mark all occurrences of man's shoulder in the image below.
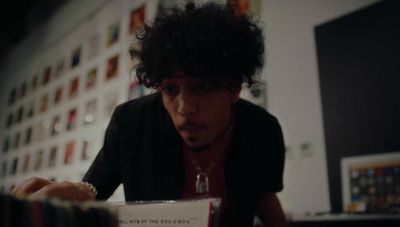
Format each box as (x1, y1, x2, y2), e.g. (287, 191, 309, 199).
(236, 98, 278, 124)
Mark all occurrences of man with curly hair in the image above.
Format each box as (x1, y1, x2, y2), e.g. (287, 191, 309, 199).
(12, 2, 287, 226)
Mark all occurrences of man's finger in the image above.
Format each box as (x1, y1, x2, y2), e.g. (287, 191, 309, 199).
(11, 177, 53, 198)
(29, 181, 95, 201)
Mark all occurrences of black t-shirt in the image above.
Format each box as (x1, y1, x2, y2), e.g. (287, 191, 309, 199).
(83, 92, 285, 226)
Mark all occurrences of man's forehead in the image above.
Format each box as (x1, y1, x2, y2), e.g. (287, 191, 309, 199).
(162, 76, 207, 84)
(162, 70, 235, 87)
(163, 71, 208, 83)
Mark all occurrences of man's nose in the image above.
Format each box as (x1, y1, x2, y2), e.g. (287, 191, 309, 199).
(177, 92, 198, 116)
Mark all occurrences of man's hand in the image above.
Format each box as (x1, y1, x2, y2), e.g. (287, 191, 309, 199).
(11, 177, 96, 202)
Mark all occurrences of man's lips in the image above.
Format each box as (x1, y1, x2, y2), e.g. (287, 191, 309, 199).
(177, 121, 205, 132)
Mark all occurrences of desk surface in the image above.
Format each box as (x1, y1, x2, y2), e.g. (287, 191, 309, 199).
(293, 213, 400, 222)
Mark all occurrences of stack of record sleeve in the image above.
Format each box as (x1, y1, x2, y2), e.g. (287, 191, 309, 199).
(0, 193, 118, 227)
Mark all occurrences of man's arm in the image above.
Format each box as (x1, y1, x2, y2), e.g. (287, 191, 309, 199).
(257, 192, 288, 227)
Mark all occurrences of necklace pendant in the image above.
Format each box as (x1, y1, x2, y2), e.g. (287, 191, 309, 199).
(195, 172, 209, 194)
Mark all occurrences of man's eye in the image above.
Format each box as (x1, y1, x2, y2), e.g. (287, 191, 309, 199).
(162, 85, 178, 95)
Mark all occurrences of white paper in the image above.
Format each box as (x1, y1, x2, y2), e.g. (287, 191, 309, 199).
(115, 199, 216, 227)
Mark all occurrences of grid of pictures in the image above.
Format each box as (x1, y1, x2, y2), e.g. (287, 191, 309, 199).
(0, 0, 169, 191)
(342, 152, 400, 214)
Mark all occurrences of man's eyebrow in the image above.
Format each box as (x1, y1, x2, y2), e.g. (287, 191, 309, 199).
(161, 79, 175, 84)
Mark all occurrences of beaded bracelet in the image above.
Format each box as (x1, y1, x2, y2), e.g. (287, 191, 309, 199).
(82, 182, 98, 197)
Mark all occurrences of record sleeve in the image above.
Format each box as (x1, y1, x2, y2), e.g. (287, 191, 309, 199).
(115, 198, 221, 227)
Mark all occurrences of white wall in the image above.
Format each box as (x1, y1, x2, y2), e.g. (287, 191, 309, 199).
(0, 0, 381, 216)
(261, 0, 380, 217)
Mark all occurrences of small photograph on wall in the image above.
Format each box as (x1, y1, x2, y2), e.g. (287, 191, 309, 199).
(16, 106, 24, 123)
(5, 112, 13, 129)
(64, 140, 75, 165)
(71, 46, 82, 68)
(48, 146, 58, 168)
(88, 34, 100, 59)
(55, 57, 66, 78)
(81, 139, 91, 161)
(83, 98, 97, 125)
(22, 154, 30, 174)
(8, 87, 17, 106)
(106, 55, 119, 81)
(24, 126, 33, 145)
(66, 108, 78, 131)
(19, 81, 27, 98)
(34, 149, 44, 171)
(35, 121, 47, 143)
(13, 131, 21, 150)
(106, 22, 120, 47)
(104, 91, 119, 118)
(129, 80, 144, 100)
(11, 157, 18, 175)
(1, 161, 7, 178)
(39, 93, 49, 113)
(26, 99, 35, 119)
(54, 86, 63, 105)
(157, 0, 177, 17)
(85, 67, 97, 90)
(69, 77, 80, 98)
(226, 0, 261, 16)
(31, 75, 38, 92)
(51, 115, 63, 136)
(2, 136, 10, 153)
(42, 66, 52, 86)
(129, 4, 145, 35)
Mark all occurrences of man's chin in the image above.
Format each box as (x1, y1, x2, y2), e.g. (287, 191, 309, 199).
(184, 139, 210, 153)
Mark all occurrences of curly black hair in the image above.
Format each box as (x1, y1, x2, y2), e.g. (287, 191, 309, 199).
(136, 2, 264, 88)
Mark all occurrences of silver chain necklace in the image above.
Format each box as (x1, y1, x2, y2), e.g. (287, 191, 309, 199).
(189, 117, 234, 194)
(191, 155, 220, 194)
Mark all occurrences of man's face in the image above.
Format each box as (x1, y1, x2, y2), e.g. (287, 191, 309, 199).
(160, 73, 240, 150)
